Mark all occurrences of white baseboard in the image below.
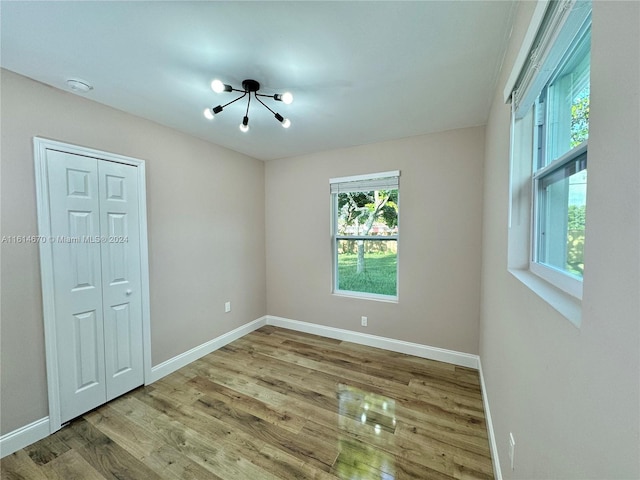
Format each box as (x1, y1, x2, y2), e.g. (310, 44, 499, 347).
(148, 316, 267, 383)
(2, 314, 499, 477)
(0, 317, 267, 458)
(0, 417, 50, 459)
(478, 358, 502, 480)
(265, 315, 480, 369)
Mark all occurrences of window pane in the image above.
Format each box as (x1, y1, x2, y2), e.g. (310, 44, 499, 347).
(337, 190, 398, 236)
(545, 29, 591, 164)
(337, 240, 397, 296)
(536, 156, 587, 277)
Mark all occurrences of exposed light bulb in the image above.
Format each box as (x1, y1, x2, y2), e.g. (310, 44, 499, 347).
(203, 108, 214, 120)
(239, 116, 250, 132)
(281, 91, 293, 104)
(211, 78, 224, 93)
(211, 79, 225, 93)
(274, 92, 294, 104)
(275, 113, 291, 128)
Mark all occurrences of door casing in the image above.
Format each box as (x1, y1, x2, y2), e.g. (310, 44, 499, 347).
(34, 137, 152, 433)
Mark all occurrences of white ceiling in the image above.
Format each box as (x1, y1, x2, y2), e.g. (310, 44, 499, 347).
(1, 1, 515, 161)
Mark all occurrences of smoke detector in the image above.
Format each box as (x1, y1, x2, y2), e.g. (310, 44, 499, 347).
(66, 79, 93, 93)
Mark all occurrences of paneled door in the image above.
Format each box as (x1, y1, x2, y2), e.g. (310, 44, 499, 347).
(46, 149, 144, 423)
(98, 160, 143, 401)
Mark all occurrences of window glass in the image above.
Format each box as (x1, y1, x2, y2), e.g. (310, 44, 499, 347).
(334, 189, 398, 298)
(542, 29, 591, 166)
(536, 153, 587, 277)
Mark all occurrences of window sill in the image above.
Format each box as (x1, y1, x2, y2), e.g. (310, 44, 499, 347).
(332, 291, 399, 304)
(508, 268, 582, 327)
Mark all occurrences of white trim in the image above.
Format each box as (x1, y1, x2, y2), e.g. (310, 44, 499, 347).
(1, 317, 266, 456)
(529, 262, 583, 300)
(478, 358, 502, 480)
(33, 139, 62, 432)
(509, 268, 582, 325)
(147, 317, 267, 383)
(530, 143, 587, 302)
(265, 316, 479, 369)
(331, 291, 398, 303)
(3, 316, 496, 469)
(329, 170, 400, 185)
(135, 162, 153, 385)
(0, 417, 50, 459)
(33, 137, 153, 433)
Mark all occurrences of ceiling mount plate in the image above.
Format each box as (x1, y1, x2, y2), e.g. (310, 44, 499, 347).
(242, 79, 260, 92)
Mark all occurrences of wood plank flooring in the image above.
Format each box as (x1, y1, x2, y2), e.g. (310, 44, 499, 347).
(1, 326, 494, 479)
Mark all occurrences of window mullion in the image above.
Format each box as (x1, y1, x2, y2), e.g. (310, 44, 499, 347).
(533, 142, 588, 181)
(335, 235, 398, 241)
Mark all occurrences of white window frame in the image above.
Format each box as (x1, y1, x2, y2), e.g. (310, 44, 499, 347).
(506, 0, 591, 324)
(330, 170, 400, 302)
(530, 142, 587, 299)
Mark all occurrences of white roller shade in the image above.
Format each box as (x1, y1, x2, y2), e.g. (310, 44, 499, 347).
(507, 0, 591, 118)
(330, 170, 400, 194)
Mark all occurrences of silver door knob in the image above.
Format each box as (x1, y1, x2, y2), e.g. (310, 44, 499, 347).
(126, 289, 133, 296)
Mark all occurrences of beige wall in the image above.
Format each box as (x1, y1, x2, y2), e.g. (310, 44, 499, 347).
(480, 1, 640, 478)
(265, 127, 485, 354)
(0, 69, 267, 435)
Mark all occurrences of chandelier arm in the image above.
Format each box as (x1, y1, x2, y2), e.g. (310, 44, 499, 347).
(255, 94, 277, 115)
(245, 92, 252, 117)
(220, 92, 248, 109)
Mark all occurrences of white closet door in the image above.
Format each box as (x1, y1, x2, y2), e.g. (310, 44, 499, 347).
(47, 150, 107, 422)
(98, 160, 144, 400)
(46, 150, 144, 423)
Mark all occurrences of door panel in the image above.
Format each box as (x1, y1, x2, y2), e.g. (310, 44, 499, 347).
(47, 150, 106, 423)
(105, 213, 127, 283)
(109, 303, 133, 375)
(72, 310, 101, 392)
(99, 161, 144, 400)
(68, 211, 96, 289)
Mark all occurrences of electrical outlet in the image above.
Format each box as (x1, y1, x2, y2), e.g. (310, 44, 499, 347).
(361, 316, 368, 327)
(508, 432, 515, 470)
(225, 301, 231, 313)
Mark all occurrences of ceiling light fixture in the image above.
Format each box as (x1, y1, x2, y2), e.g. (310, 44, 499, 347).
(204, 78, 292, 132)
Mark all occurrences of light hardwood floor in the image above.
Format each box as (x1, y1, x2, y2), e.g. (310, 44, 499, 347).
(1, 326, 494, 479)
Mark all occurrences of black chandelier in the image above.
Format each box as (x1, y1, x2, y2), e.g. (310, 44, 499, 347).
(204, 79, 292, 132)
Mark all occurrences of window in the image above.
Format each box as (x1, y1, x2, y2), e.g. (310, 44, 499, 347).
(330, 171, 399, 300)
(531, 25, 590, 297)
(506, 0, 591, 318)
